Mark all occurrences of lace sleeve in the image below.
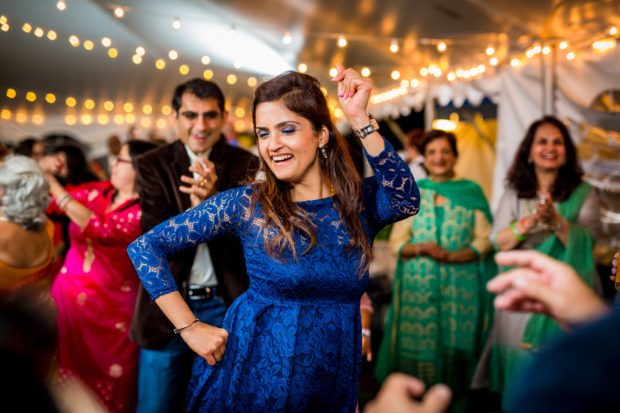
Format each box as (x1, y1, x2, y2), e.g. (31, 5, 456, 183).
(363, 139, 420, 233)
(127, 186, 251, 299)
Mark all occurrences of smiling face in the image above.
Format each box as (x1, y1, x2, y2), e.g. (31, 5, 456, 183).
(529, 123, 567, 172)
(255, 99, 328, 188)
(423, 137, 457, 180)
(174, 93, 227, 156)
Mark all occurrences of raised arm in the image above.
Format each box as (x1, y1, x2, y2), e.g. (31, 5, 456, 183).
(331, 65, 419, 228)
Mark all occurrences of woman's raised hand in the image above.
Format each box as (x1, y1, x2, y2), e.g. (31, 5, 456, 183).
(331, 64, 373, 123)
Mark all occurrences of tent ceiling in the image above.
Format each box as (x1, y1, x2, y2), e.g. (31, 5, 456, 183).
(0, 0, 618, 139)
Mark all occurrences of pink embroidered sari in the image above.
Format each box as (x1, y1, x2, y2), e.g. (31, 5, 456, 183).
(50, 181, 141, 413)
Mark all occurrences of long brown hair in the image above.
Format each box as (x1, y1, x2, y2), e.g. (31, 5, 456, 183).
(251, 71, 371, 271)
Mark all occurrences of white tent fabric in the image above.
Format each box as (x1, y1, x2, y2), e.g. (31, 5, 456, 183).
(369, 46, 620, 209)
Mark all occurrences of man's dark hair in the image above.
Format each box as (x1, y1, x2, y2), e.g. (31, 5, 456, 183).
(171, 78, 225, 114)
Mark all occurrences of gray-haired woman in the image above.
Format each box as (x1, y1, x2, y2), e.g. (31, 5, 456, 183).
(0, 155, 56, 295)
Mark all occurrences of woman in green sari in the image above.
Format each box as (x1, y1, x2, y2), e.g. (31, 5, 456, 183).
(478, 116, 601, 410)
(375, 130, 494, 412)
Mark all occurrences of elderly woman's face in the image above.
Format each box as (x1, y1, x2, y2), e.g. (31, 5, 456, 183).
(423, 137, 456, 179)
(110, 144, 136, 191)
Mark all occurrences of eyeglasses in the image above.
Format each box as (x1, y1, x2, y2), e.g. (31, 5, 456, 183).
(114, 157, 132, 164)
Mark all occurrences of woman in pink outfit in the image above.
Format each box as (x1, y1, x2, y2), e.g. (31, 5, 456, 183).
(41, 140, 157, 413)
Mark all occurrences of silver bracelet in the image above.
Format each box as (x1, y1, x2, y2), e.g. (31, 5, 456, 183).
(57, 192, 74, 210)
(173, 318, 199, 334)
(361, 328, 371, 339)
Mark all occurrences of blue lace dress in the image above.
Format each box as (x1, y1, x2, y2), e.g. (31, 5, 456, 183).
(128, 140, 420, 412)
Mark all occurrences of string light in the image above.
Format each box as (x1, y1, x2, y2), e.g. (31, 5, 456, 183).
(389, 39, 399, 53)
(65, 97, 76, 107)
(337, 34, 347, 48)
(203, 69, 213, 80)
(45, 93, 56, 104)
(34, 27, 44, 38)
(542, 46, 551, 55)
(489, 56, 498, 66)
(25, 91, 37, 102)
(47, 30, 57, 40)
(107, 47, 118, 58)
(485, 46, 495, 56)
(155, 59, 166, 69)
(132, 55, 142, 64)
(68, 35, 80, 47)
(247, 76, 257, 87)
(161, 105, 172, 115)
(97, 114, 109, 125)
(83, 40, 94, 50)
(179, 64, 189, 75)
(101, 37, 112, 47)
(510, 57, 521, 67)
(6, 88, 16, 99)
(22, 22, 32, 33)
(610, 27, 618, 36)
(123, 102, 134, 113)
(437, 41, 447, 52)
(201, 55, 211, 65)
(447, 72, 456, 82)
(226, 74, 237, 85)
(114, 7, 125, 19)
(56, 1, 66, 11)
(297, 63, 308, 73)
(361, 67, 371, 77)
(84, 99, 95, 109)
(136, 46, 146, 56)
(282, 32, 292, 45)
(391, 70, 401, 80)
(103, 101, 114, 111)
(329, 67, 338, 77)
(559, 41, 568, 50)
(592, 37, 616, 53)
(566, 51, 576, 60)
(172, 17, 181, 30)
(168, 50, 178, 60)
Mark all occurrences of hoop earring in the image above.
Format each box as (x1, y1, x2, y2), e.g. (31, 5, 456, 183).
(319, 145, 327, 159)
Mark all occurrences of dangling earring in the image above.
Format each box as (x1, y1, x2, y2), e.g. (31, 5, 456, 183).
(527, 156, 533, 164)
(319, 145, 327, 159)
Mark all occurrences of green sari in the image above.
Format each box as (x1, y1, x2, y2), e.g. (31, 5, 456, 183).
(490, 182, 596, 409)
(375, 179, 496, 412)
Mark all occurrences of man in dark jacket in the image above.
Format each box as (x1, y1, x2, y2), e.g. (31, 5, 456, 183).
(130, 78, 258, 413)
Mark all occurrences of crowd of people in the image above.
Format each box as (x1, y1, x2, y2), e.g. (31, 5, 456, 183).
(0, 62, 615, 413)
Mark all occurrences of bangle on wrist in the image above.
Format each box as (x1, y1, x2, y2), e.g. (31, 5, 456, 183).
(510, 221, 527, 242)
(173, 318, 199, 334)
(361, 328, 371, 339)
(57, 192, 74, 210)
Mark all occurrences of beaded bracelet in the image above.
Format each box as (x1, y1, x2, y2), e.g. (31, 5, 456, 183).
(173, 318, 199, 334)
(510, 221, 526, 242)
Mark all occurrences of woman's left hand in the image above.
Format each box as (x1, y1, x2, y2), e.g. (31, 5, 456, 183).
(331, 64, 373, 122)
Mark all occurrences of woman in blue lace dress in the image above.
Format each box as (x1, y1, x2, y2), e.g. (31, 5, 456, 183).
(128, 65, 420, 412)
